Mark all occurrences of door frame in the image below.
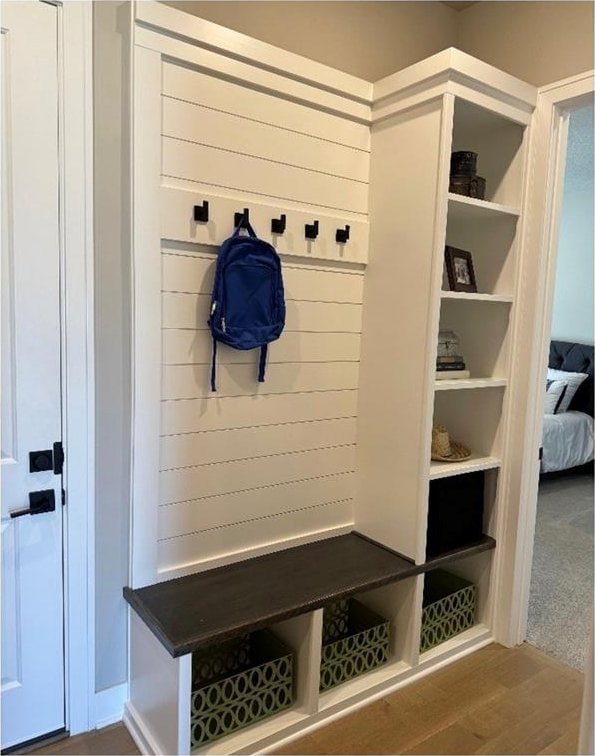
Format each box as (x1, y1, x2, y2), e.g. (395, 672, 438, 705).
(56, 0, 95, 736)
(508, 69, 594, 646)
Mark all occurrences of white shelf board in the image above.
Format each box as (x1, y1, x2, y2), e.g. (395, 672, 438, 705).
(429, 455, 501, 480)
(434, 378, 508, 391)
(440, 291, 514, 303)
(447, 193, 520, 220)
(418, 624, 492, 667)
(194, 709, 309, 755)
(319, 659, 412, 712)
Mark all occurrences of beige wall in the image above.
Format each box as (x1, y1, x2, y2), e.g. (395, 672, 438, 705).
(163, 1, 459, 81)
(164, 1, 593, 86)
(457, 1, 594, 87)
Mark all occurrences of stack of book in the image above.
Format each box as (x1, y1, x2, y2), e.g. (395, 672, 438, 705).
(436, 355, 470, 380)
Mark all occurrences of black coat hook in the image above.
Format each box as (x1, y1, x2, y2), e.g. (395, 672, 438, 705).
(336, 224, 350, 243)
(193, 200, 209, 223)
(271, 213, 286, 235)
(234, 208, 250, 228)
(305, 220, 319, 240)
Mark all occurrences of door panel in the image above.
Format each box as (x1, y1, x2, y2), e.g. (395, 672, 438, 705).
(1, 1, 65, 748)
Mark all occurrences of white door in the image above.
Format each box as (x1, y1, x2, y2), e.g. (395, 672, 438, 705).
(1, 1, 65, 749)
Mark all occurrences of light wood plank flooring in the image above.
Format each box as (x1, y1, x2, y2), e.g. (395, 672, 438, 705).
(23, 643, 583, 756)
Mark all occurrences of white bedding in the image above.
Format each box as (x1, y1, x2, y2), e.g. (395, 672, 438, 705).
(542, 411, 594, 473)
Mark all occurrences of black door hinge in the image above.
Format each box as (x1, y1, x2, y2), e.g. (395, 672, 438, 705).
(538, 446, 543, 461)
(62, 489, 66, 507)
(53, 441, 64, 475)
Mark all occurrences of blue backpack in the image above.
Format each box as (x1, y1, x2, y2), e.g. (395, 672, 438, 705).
(208, 220, 285, 391)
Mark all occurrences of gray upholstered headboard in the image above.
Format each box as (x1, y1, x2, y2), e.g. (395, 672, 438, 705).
(549, 340, 594, 417)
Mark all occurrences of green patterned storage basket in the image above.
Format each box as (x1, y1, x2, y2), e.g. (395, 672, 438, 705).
(191, 629, 293, 748)
(320, 599, 390, 691)
(420, 569, 476, 653)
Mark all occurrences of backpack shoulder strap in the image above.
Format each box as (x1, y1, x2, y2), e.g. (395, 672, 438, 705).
(258, 344, 268, 383)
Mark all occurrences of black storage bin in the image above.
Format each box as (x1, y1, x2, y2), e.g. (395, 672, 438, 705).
(426, 471, 485, 558)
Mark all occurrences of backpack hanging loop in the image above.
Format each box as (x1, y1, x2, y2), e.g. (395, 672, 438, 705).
(234, 208, 251, 229)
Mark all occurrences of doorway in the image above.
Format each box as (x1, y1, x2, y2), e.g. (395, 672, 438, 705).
(525, 102, 594, 671)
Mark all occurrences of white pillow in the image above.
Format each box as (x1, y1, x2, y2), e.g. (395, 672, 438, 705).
(544, 379, 567, 415)
(547, 368, 589, 413)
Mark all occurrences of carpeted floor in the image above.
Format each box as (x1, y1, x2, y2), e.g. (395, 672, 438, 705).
(527, 470, 594, 670)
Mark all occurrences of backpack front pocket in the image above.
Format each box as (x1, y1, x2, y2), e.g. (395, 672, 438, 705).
(223, 262, 275, 329)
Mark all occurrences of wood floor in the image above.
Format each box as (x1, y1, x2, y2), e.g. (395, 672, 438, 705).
(23, 643, 583, 756)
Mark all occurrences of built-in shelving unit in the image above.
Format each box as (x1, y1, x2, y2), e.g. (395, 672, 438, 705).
(121, 12, 537, 752)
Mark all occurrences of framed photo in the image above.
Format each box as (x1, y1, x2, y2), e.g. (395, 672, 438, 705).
(445, 246, 477, 293)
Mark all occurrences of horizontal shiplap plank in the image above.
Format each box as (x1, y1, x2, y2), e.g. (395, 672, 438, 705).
(161, 389, 358, 435)
(162, 138, 368, 214)
(163, 330, 361, 366)
(157, 500, 355, 572)
(160, 418, 357, 470)
(163, 97, 369, 183)
(162, 293, 363, 332)
(162, 361, 360, 400)
(158, 472, 355, 537)
(159, 187, 370, 263)
(162, 253, 364, 303)
(162, 62, 370, 152)
(160, 445, 356, 504)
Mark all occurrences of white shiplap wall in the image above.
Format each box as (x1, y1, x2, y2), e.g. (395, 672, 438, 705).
(135, 43, 370, 579)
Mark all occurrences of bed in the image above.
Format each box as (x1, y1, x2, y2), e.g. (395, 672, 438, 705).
(541, 340, 594, 474)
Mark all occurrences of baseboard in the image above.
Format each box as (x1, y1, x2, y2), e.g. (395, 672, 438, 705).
(94, 683, 128, 729)
(123, 702, 162, 756)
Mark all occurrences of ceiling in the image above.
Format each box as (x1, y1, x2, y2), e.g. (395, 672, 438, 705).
(442, 1, 477, 10)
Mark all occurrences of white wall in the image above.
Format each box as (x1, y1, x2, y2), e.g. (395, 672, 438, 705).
(551, 104, 595, 346)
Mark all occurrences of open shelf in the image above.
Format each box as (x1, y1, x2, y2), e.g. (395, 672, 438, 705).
(429, 455, 501, 480)
(193, 709, 309, 756)
(440, 290, 514, 303)
(439, 298, 512, 379)
(435, 378, 507, 391)
(318, 659, 411, 712)
(424, 535, 496, 569)
(418, 623, 492, 666)
(448, 193, 519, 220)
(451, 98, 526, 207)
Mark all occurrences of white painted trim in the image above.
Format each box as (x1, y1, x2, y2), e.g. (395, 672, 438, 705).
(94, 683, 128, 730)
(373, 47, 536, 113)
(508, 71, 594, 647)
(130, 43, 163, 589)
(123, 702, 160, 756)
(59, 1, 95, 736)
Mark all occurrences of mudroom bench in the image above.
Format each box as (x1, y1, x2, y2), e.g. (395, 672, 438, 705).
(124, 531, 495, 754)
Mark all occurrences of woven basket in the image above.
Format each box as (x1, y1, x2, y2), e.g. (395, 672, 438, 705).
(191, 630, 293, 748)
(420, 570, 476, 653)
(320, 599, 389, 691)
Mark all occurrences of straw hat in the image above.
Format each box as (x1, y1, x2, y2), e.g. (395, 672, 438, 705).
(431, 424, 471, 462)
